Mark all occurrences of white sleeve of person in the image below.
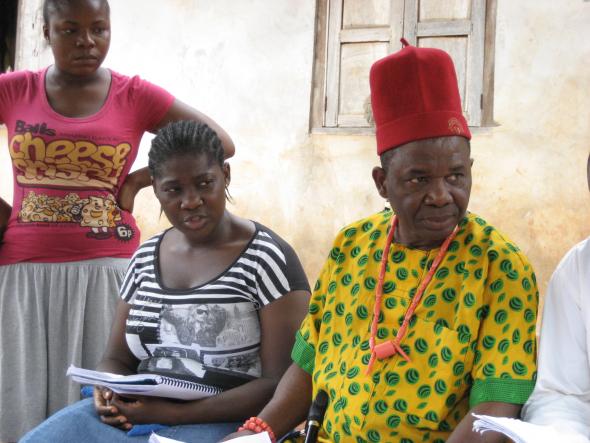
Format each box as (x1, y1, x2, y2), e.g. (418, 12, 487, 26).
(521, 238, 590, 437)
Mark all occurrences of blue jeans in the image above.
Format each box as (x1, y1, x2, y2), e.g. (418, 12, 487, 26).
(20, 398, 241, 443)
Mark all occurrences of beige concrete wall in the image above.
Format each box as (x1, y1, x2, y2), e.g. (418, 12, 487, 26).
(2, 0, 590, 298)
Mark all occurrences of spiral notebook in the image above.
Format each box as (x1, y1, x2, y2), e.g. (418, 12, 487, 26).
(67, 365, 232, 400)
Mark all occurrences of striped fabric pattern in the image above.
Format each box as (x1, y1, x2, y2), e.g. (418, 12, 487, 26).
(120, 225, 299, 378)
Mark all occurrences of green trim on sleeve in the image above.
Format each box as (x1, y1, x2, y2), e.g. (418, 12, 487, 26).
(470, 378, 535, 408)
(291, 330, 315, 375)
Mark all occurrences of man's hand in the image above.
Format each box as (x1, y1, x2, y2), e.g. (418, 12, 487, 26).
(446, 401, 521, 443)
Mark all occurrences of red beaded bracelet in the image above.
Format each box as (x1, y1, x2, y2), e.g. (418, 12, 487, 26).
(238, 416, 277, 443)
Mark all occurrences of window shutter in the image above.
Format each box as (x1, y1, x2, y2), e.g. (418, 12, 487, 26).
(324, 0, 404, 128)
(403, 0, 486, 126)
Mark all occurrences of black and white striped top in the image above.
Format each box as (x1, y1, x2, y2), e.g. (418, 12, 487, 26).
(120, 223, 310, 382)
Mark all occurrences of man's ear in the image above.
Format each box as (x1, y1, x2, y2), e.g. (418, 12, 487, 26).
(43, 25, 50, 42)
(372, 166, 388, 200)
(470, 158, 474, 167)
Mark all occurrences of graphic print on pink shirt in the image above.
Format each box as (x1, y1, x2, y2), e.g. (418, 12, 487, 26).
(0, 68, 174, 264)
(9, 119, 135, 241)
(10, 120, 132, 191)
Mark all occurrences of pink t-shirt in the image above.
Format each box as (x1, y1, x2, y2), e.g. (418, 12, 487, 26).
(0, 68, 175, 264)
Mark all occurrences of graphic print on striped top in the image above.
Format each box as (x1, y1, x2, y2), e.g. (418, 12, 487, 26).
(119, 223, 309, 383)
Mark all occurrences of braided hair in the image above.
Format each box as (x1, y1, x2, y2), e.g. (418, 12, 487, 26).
(148, 120, 224, 179)
(43, 0, 110, 25)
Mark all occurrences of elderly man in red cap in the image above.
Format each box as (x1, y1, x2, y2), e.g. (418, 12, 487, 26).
(225, 41, 538, 443)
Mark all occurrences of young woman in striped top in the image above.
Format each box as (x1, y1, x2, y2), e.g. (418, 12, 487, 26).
(21, 121, 311, 443)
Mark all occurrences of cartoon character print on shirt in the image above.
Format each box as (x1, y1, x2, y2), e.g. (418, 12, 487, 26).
(18, 190, 135, 241)
(80, 195, 121, 239)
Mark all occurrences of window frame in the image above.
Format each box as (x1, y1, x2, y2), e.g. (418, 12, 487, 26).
(310, 0, 498, 134)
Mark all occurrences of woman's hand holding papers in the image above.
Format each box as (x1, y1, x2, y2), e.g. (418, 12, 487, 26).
(109, 395, 182, 426)
(93, 386, 132, 430)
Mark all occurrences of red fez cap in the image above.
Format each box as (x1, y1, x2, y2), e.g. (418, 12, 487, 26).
(370, 39, 471, 155)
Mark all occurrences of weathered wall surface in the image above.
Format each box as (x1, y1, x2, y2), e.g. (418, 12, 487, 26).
(2, 0, 589, 297)
(469, 1, 590, 294)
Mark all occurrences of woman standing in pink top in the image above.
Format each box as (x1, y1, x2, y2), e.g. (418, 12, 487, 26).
(0, 0, 234, 440)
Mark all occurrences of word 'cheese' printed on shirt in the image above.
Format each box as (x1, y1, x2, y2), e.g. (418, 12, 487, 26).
(292, 211, 538, 443)
(9, 128, 132, 190)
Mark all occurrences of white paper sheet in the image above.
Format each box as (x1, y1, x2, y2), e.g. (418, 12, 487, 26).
(222, 432, 272, 442)
(472, 414, 590, 443)
(149, 433, 185, 443)
(148, 431, 273, 443)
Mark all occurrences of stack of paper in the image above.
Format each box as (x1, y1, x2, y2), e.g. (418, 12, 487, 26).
(472, 414, 590, 443)
(148, 431, 272, 443)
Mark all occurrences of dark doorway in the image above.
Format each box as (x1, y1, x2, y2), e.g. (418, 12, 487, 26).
(1, 0, 18, 72)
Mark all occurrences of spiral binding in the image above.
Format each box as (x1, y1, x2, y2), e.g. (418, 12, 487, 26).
(156, 375, 222, 395)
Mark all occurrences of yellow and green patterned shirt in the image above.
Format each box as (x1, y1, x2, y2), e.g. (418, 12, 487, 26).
(292, 211, 538, 443)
